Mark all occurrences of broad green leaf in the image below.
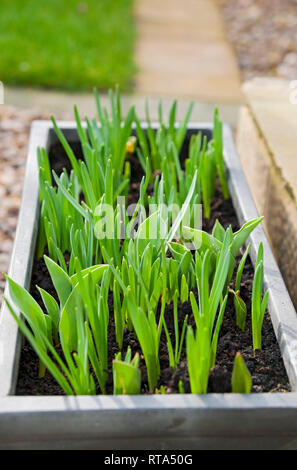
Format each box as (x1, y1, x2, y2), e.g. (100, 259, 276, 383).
(44, 255, 73, 309)
(168, 241, 190, 262)
(113, 355, 141, 395)
(230, 217, 264, 257)
(183, 226, 222, 253)
(59, 283, 83, 351)
(4, 275, 49, 345)
(70, 264, 108, 286)
(37, 286, 60, 340)
(212, 219, 226, 242)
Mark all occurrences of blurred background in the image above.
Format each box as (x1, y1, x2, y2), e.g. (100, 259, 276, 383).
(0, 0, 296, 297)
(219, 0, 297, 80)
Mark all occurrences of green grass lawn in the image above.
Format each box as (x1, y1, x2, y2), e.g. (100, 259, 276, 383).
(0, 0, 136, 92)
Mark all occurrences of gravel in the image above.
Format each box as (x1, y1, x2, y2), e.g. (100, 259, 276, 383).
(218, 0, 297, 80)
(0, 106, 63, 300)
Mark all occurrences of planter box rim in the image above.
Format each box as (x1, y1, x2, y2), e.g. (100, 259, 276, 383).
(2, 391, 297, 412)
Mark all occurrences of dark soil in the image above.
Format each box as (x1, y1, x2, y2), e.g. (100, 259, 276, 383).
(15, 139, 290, 395)
(17, 249, 289, 395)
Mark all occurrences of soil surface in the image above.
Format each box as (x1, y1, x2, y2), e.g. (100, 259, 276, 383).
(16, 139, 290, 395)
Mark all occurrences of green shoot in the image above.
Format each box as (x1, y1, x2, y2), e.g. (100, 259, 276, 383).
(231, 352, 252, 393)
(252, 243, 269, 350)
(155, 385, 167, 395)
(162, 290, 188, 370)
(178, 380, 185, 394)
(229, 243, 250, 331)
(186, 230, 232, 394)
(212, 108, 229, 199)
(113, 347, 141, 395)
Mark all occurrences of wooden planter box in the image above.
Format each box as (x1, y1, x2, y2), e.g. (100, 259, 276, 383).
(1, 121, 297, 450)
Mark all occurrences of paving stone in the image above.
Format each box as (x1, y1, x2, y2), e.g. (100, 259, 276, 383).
(134, 0, 243, 102)
(237, 78, 297, 308)
(4, 87, 240, 127)
(242, 78, 297, 203)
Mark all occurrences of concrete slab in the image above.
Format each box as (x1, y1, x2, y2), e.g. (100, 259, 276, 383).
(237, 77, 297, 308)
(134, 0, 243, 103)
(3, 86, 240, 128)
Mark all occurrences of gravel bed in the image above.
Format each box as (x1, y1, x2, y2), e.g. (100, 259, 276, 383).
(218, 0, 297, 80)
(0, 106, 63, 301)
